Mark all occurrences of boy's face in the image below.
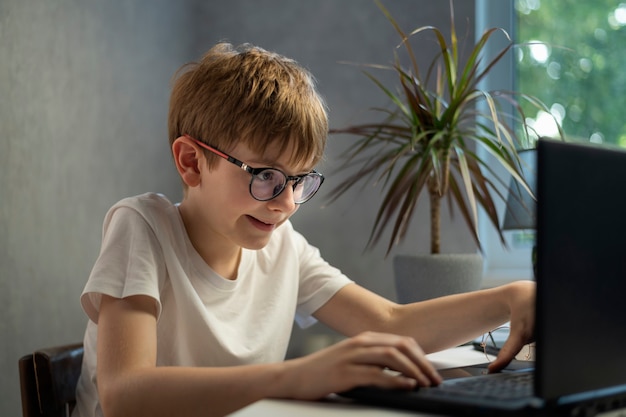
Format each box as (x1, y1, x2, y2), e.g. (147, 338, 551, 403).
(185, 139, 314, 252)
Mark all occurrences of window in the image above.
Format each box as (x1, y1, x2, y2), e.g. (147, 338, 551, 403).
(477, 0, 626, 286)
(517, 0, 626, 146)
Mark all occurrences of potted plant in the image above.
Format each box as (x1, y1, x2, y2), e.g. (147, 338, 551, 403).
(328, 1, 557, 302)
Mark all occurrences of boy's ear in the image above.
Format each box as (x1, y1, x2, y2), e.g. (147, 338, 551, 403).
(172, 136, 203, 187)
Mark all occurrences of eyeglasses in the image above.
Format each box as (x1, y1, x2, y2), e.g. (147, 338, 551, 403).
(184, 135, 324, 204)
(478, 326, 535, 363)
(478, 327, 510, 362)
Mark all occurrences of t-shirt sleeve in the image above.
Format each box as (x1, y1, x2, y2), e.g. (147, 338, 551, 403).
(291, 226, 353, 328)
(80, 205, 166, 324)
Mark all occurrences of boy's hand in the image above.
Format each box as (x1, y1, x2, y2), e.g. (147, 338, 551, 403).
(280, 331, 442, 400)
(488, 281, 536, 373)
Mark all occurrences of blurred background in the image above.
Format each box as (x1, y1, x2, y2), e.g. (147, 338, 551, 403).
(0, 1, 477, 414)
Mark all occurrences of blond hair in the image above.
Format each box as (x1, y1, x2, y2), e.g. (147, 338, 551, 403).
(168, 43, 328, 171)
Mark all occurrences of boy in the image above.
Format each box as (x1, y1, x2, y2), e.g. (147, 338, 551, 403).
(73, 43, 535, 417)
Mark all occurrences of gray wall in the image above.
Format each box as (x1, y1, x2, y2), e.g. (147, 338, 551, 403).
(0, 1, 475, 414)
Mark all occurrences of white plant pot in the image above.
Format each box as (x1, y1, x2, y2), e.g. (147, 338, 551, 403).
(393, 254, 483, 304)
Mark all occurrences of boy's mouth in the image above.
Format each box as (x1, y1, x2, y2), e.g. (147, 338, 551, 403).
(246, 215, 276, 232)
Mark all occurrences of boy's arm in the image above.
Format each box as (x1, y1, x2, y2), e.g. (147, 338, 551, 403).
(313, 281, 535, 372)
(96, 294, 286, 417)
(96, 294, 441, 417)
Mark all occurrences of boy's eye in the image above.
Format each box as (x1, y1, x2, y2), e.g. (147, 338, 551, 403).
(258, 170, 278, 182)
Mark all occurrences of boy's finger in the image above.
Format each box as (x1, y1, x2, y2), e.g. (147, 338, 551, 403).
(347, 332, 442, 385)
(487, 338, 520, 373)
(351, 346, 435, 386)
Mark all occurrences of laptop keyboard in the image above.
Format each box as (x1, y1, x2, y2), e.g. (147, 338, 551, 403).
(425, 371, 534, 401)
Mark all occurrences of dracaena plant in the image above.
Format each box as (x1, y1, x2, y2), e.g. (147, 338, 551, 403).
(329, 0, 558, 256)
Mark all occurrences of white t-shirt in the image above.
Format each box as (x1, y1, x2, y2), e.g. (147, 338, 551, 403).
(73, 193, 352, 417)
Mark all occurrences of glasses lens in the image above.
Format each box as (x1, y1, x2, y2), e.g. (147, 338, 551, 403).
(250, 169, 324, 203)
(293, 173, 323, 204)
(250, 169, 287, 201)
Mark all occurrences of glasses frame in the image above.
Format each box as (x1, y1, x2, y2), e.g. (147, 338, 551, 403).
(183, 134, 324, 204)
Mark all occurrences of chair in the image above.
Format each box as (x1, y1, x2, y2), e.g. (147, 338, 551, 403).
(18, 343, 84, 417)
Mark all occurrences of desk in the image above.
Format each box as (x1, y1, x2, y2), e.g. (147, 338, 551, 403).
(228, 346, 497, 417)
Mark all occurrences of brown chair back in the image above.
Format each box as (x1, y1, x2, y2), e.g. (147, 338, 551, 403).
(18, 343, 84, 417)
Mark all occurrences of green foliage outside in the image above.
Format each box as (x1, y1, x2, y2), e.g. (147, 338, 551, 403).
(516, 0, 626, 147)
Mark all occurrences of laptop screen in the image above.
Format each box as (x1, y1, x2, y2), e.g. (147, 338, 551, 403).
(535, 139, 626, 400)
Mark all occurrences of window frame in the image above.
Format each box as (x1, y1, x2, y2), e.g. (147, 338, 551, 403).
(475, 0, 535, 287)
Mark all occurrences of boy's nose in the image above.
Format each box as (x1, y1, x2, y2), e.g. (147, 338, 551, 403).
(268, 183, 297, 212)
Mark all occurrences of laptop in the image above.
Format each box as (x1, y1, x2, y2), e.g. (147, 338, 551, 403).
(338, 138, 626, 416)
